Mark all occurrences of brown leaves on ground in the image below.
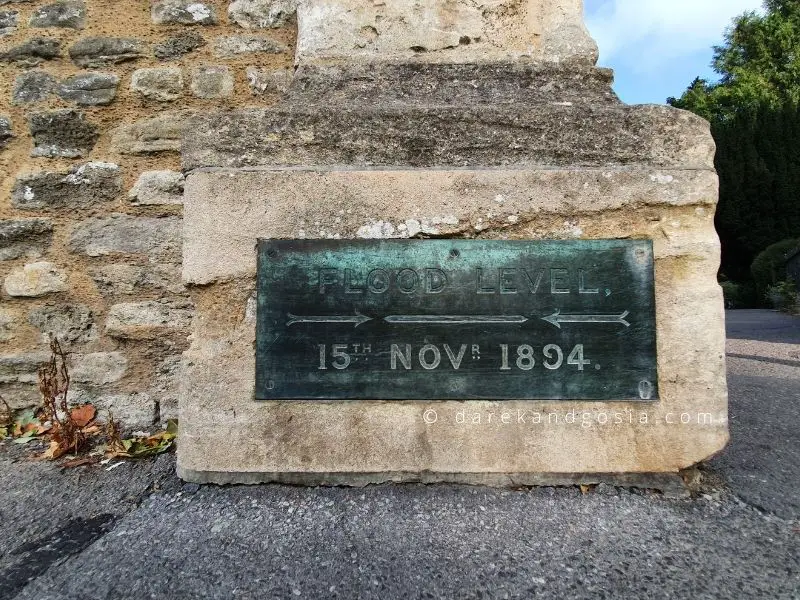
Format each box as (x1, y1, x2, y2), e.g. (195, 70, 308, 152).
(106, 419, 177, 459)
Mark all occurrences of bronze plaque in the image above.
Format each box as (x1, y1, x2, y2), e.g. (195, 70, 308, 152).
(256, 239, 658, 401)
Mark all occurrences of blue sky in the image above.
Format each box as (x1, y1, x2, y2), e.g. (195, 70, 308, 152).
(584, 0, 764, 105)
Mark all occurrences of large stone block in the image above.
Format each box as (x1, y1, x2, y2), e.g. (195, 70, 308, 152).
(178, 166, 728, 484)
(295, 0, 597, 64)
(151, 0, 217, 25)
(12, 162, 122, 210)
(58, 72, 119, 105)
(111, 111, 195, 154)
(105, 300, 193, 339)
(0, 218, 53, 261)
(4, 261, 68, 297)
(128, 170, 184, 205)
(228, 0, 296, 28)
(28, 304, 98, 346)
(27, 109, 99, 158)
(131, 67, 184, 102)
(0, 37, 60, 66)
(69, 37, 147, 67)
(11, 70, 57, 105)
(69, 214, 181, 260)
(29, 0, 86, 29)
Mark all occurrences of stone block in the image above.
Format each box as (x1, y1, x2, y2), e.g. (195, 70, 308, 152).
(0, 37, 61, 66)
(69, 214, 181, 261)
(0, 219, 53, 261)
(4, 262, 68, 297)
(0, 383, 40, 410)
(152, 0, 217, 25)
(0, 309, 14, 341)
(89, 263, 185, 296)
(111, 110, 195, 154)
(0, 115, 13, 149)
(12, 162, 122, 210)
(182, 104, 714, 171)
(128, 171, 184, 205)
(0, 9, 18, 36)
(28, 304, 97, 346)
(131, 67, 183, 102)
(69, 37, 147, 67)
(12, 70, 57, 105)
(94, 393, 156, 429)
(246, 67, 291, 96)
(58, 72, 119, 105)
(178, 166, 727, 484)
(70, 352, 128, 385)
(28, 109, 99, 158)
(213, 34, 287, 58)
(154, 31, 205, 61)
(295, 0, 597, 64)
(228, 0, 296, 28)
(29, 0, 85, 29)
(106, 300, 193, 339)
(0, 352, 50, 384)
(189, 66, 233, 99)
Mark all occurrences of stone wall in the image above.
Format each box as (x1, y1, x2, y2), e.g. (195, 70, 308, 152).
(0, 0, 296, 427)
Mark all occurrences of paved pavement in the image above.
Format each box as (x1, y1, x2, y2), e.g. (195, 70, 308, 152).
(1, 310, 798, 600)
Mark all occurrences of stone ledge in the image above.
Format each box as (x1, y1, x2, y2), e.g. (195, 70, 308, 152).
(182, 167, 718, 285)
(286, 62, 618, 107)
(183, 104, 714, 171)
(175, 467, 690, 498)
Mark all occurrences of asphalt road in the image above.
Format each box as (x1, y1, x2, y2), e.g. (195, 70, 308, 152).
(0, 310, 797, 600)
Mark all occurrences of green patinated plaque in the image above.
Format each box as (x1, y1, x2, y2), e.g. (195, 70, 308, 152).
(256, 239, 658, 401)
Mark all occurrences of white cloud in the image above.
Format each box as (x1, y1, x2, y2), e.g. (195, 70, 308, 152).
(585, 0, 763, 73)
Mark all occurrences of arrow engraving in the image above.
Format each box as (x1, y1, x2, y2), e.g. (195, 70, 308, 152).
(542, 310, 630, 329)
(384, 315, 529, 325)
(286, 312, 372, 328)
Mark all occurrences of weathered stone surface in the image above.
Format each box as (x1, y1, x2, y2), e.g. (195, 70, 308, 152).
(246, 67, 291, 96)
(131, 67, 183, 101)
(111, 110, 194, 154)
(296, 0, 596, 64)
(12, 162, 122, 210)
(212, 34, 287, 58)
(28, 304, 97, 346)
(178, 166, 727, 484)
(58, 72, 119, 105)
(189, 66, 233, 99)
(89, 263, 185, 296)
(154, 354, 181, 421)
(28, 109, 99, 158)
(0, 114, 12, 148)
(12, 70, 57, 105)
(228, 0, 295, 28)
(0, 9, 17, 35)
(0, 219, 53, 261)
(69, 37, 146, 67)
(29, 0, 85, 28)
(4, 261, 68, 297)
(0, 37, 60, 66)
(94, 392, 155, 428)
(153, 31, 205, 61)
(280, 63, 617, 106)
(0, 383, 39, 410)
(0, 309, 14, 341)
(106, 300, 193, 339)
(70, 352, 127, 385)
(183, 168, 718, 284)
(183, 103, 715, 171)
(152, 0, 217, 25)
(69, 214, 181, 260)
(128, 170, 184, 205)
(0, 352, 49, 384)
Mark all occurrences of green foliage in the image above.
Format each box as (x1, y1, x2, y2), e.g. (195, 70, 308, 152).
(765, 280, 798, 311)
(669, 0, 800, 119)
(668, 2, 800, 301)
(750, 238, 800, 294)
(720, 280, 744, 308)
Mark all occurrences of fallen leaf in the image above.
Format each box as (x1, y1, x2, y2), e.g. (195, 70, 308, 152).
(40, 440, 68, 460)
(0, 426, 7, 439)
(13, 433, 36, 445)
(70, 404, 96, 428)
(61, 456, 100, 469)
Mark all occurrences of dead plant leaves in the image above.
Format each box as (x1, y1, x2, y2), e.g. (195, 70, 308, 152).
(70, 404, 96, 428)
(107, 422, 177, 459)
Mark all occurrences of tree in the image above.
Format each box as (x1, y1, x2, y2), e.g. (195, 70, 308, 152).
(668, 1, 800, 302)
